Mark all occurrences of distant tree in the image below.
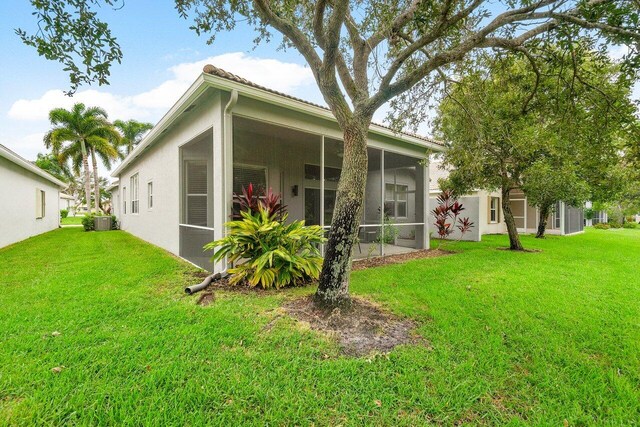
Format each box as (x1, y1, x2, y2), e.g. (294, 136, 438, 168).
(521, 160, 589, 238)
(45, 103, 120, 213)
(114, 119, 153, 155)
(436, 49, 636, 248)
(19, 0, 640, 306)
(34, 152, 72, 183)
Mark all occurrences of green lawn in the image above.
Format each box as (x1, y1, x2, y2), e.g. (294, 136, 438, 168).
(60, 216, 83, 226)
(1, 228, 638, 425)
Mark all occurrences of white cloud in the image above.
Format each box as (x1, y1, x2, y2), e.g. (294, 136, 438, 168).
(7, 52, 315, 122)
(608, 45, 630, 61)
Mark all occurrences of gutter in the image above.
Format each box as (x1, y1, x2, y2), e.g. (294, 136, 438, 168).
(112, 73, 444, 177)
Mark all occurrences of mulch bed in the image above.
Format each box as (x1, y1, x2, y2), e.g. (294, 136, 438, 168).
(283, 295, 427, 357)
(351, 248, 453, 270)
(188, 248, 452, 304)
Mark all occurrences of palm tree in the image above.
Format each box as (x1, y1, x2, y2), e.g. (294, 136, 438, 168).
(114, 119, 153, 155)
(45, 103, 121, 213)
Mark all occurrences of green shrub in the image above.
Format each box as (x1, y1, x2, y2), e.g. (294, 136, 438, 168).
(82, 214, 95, 231)
(622, 222, 638, 229)
(593, 223, 610, 230)
(111, 215, 119, 230)
(205, 206, 326, 289)
(60, 209, 69, 219)
(608, 221, 622, 229)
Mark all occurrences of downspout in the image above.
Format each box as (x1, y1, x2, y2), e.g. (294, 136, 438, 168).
(188, 89, 238, 296)
(220, 89, 238, 271)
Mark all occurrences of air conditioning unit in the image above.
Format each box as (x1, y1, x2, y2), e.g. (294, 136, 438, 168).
(94, 216, 112, 231)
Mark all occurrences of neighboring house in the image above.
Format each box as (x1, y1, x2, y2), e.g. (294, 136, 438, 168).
(429, 163, 584, 240)
(429, 162, 505, 241)
(107, 181, 119, 216)
(584, 201, 608, 226)
(0, 144, 67, 248)
(59, 193, 75, 215)
(111, 65, 443, 271)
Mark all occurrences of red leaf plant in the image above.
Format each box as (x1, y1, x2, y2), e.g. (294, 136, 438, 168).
(232, 183, 287, 220)
(431, 190, 474, 248)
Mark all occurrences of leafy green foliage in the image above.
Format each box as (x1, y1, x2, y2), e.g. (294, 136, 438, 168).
(113, 119, 153, 155)
(16, 0, 123, 94)
(60, 209, 69, 219)
(622, 222, 638, 229)
(206, 207, 325, 289)
(82, 214, 95, 231)
(593, 223, 611, 230)
(34, 153, 71, 182)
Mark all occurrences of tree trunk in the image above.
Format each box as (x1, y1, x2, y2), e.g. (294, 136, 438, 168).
(536, 204, 551, 238)
(501, 187, 524, 250)
(80, 140, 92, 214)
(315, 119, 369, 308)
(91, 149, 101, 213)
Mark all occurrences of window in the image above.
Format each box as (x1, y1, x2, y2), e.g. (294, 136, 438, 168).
(36, 189, 45, 219)
(122, 187, 127, 214)
(147, 181, 153, 209)
(233, 165, 267, 194)
(384, 183, 408, 219)
(489, 197, 500, 223)
(554, 202, 562, 228)
(130, 174, 139, 214)
(185, 160, 208, 226)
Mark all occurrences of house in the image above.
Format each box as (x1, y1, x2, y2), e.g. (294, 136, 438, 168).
(111, 65, 443, 271)
(0, 144, 67, 248)
(429, 162, 584, 240)
(429, 162, 505, 241)
(59, 193, 75, 215)
(584, 201, 608, 226)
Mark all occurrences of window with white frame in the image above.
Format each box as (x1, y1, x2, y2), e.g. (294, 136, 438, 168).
(384, 183, 408, 218)
(185, 160, 208, 226)
(147, 181, 153, 209)
(122, 187, 127, 214)
(35, 189, 45, 219)
(489, 197, 500, 223)
(233, 165, 267, 194)
(554, 202, 562, 228)
(130, 174, 139, 214)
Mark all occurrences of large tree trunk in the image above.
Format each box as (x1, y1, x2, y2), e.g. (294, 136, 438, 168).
(536, 204, 551, 238)
(315, 119, 369, 308)
(501, 187, 524, 251)
(91, 149, 101, 213)
(80, 140, 92, 214)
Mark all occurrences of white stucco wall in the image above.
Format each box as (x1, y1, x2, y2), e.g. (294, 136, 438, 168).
(116, 90, 221, 256)
(0, 157, 60, 248)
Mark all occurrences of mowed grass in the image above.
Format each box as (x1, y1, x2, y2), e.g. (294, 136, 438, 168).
(60, 216, 83, 226)
(0, 228, 638, 425)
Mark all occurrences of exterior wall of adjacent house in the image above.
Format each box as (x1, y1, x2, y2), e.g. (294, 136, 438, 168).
(0, 156, 60, 248)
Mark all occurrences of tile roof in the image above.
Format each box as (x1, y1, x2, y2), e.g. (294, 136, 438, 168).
(202, 64, 442, 147)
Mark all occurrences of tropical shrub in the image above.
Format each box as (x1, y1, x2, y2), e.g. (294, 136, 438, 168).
(608, 221, 622, 229)
(110, 215, 119, 230)
(593, 223, 611, 230)
(622, 222, 638, 229)
(82, 214, 95, 231)
(206, 206, 325, 289)
(431, 190, 474, 243)
(60, 209, 69, 219)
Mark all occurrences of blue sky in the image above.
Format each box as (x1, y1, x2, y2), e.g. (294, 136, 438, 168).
(0, 0, 322, 165)
(0, 1, 635, 173)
